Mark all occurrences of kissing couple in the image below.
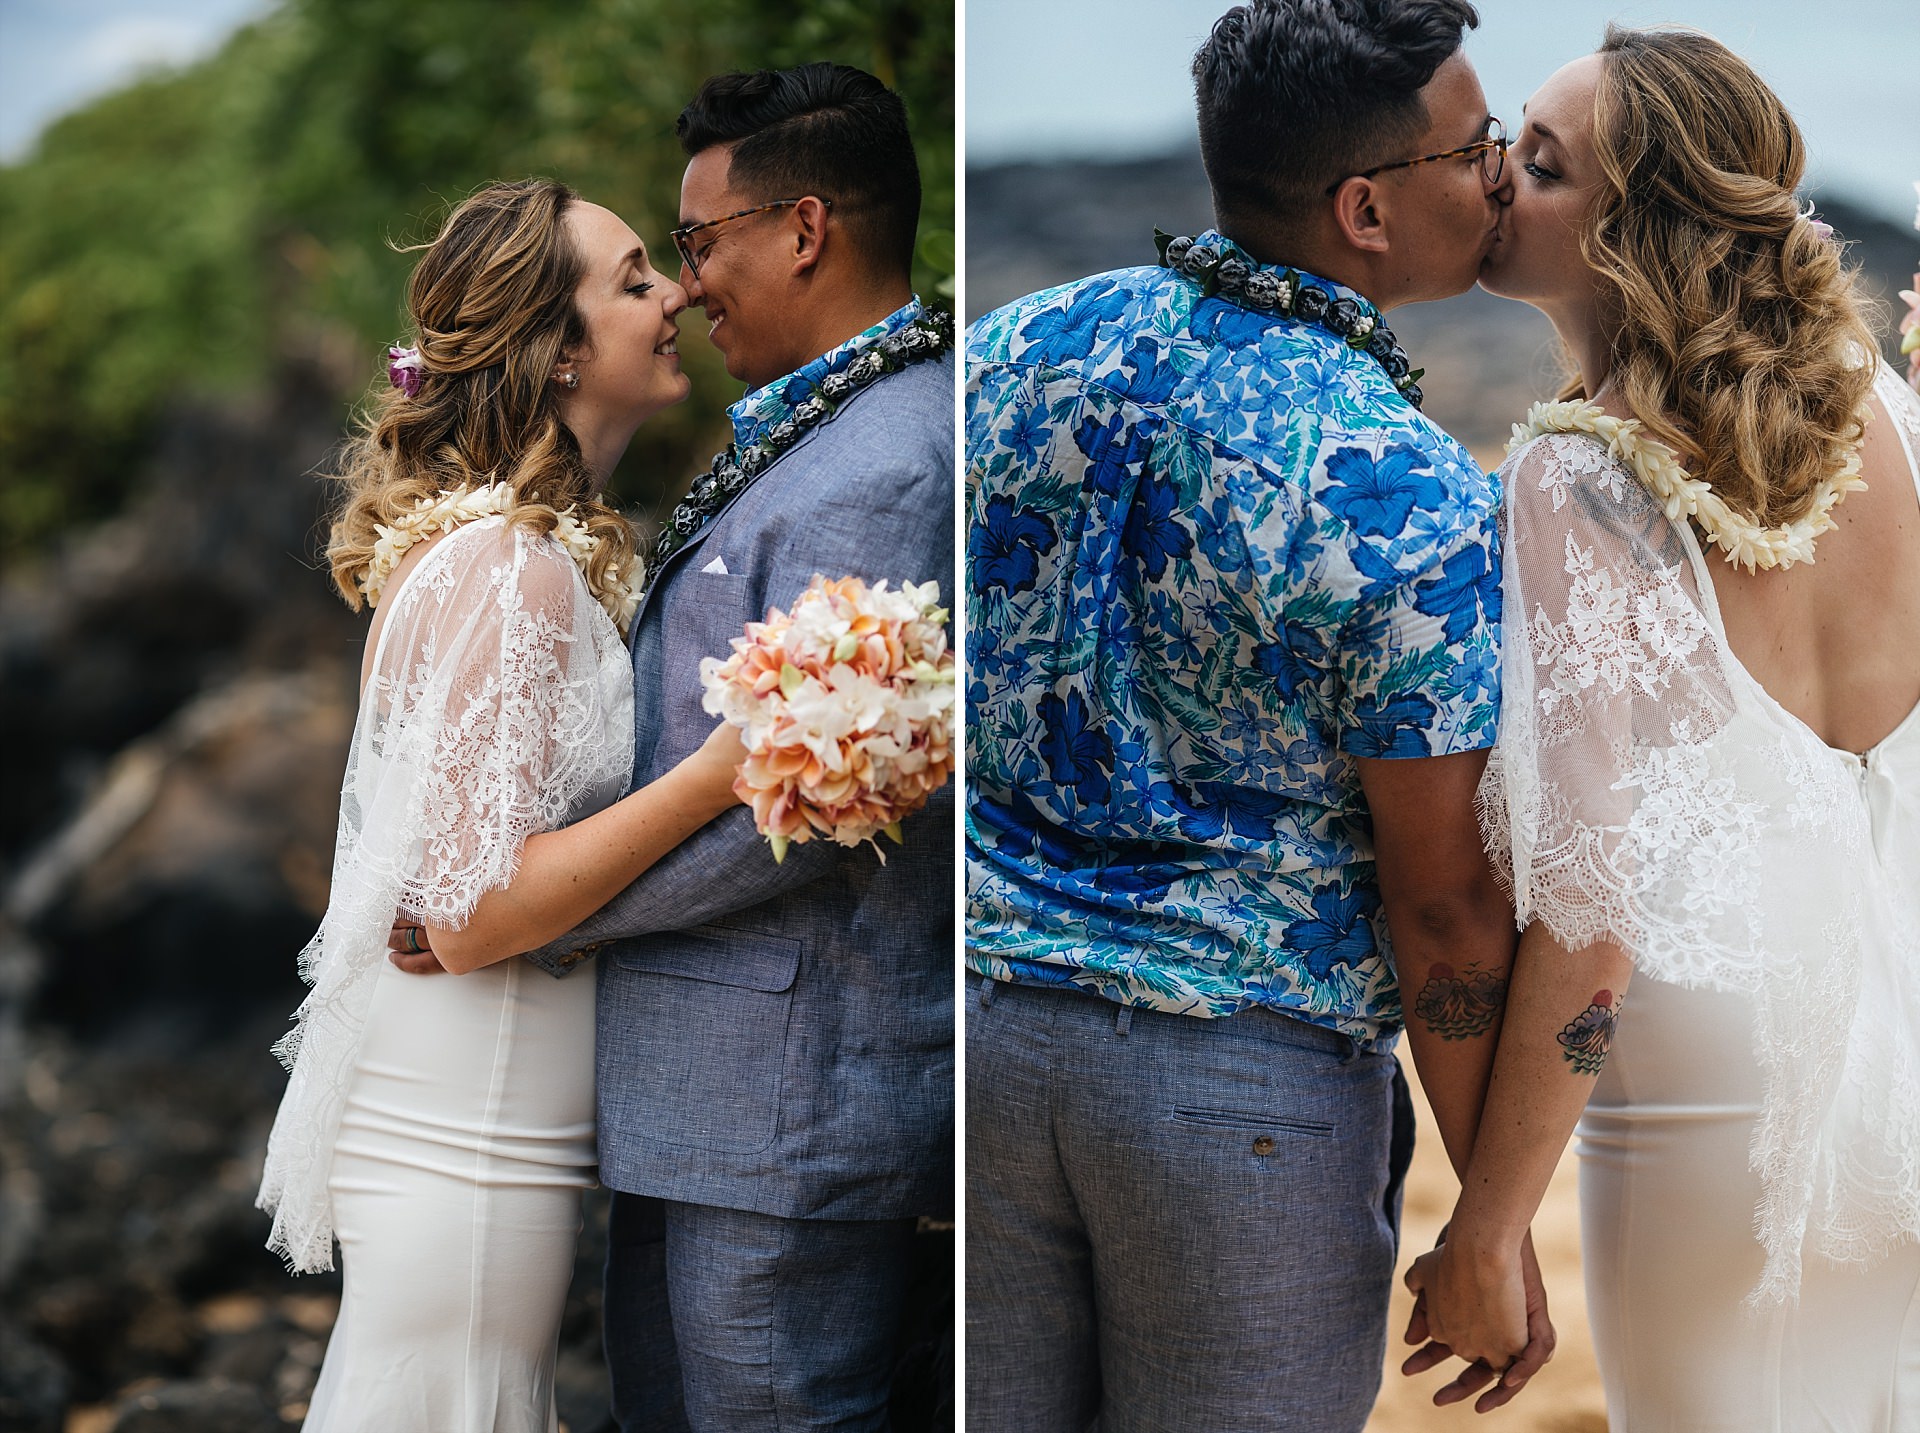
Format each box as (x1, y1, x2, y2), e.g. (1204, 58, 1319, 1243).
(964, 1, 1920, 1429)
(256, 61, 956, 1433)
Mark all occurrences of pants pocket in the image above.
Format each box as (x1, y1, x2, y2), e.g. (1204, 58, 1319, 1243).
(1168, 1106, 1334, 1137)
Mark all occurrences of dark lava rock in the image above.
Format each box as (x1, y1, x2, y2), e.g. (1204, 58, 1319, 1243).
(0, 365, 358, 866)
(105, 1377, 285, 1432)
(0, 1324, 69, 1433)
(12, 669, 352, 1043)
(890, 1221, 955, 1433)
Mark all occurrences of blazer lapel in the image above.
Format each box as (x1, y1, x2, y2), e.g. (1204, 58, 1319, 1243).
(631, 427, 821, 636)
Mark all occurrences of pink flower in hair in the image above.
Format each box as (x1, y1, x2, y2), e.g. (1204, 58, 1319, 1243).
(387, 345, 424, 398)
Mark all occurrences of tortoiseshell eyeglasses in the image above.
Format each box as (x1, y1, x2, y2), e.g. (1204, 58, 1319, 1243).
(1323, 117, 1508, 197)
(670, 197, 833, 276)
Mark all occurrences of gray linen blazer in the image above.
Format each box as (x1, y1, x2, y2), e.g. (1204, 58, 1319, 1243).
(528, 350, 955, 1220)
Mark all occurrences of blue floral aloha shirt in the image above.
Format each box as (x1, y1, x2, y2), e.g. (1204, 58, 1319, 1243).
(965, 232, 1502, 1040)
(727, 296, 928, 450)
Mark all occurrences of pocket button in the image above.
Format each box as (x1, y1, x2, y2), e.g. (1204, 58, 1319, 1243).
(1252, 1135, 1276, 1156)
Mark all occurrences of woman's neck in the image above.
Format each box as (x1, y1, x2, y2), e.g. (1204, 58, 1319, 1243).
(1533, 291, 1614, 403)
(572, 422, 636, 497)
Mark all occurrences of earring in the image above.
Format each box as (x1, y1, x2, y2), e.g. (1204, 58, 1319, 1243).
(559, 370, 580, 390)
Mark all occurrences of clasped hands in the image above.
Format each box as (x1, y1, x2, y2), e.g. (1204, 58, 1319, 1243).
(1401, 1226, 1556, 1413)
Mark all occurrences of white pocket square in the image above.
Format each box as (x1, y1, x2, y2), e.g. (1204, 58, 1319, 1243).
(700, 555, 730, 575)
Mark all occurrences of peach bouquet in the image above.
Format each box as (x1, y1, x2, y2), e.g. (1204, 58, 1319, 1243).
(700, 575, 955, 862)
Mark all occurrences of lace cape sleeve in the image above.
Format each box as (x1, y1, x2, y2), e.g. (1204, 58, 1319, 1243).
(1477, 431, 1771, 984)
(1478, 423, 1920, 1304)
(256, 519, 633, 1272)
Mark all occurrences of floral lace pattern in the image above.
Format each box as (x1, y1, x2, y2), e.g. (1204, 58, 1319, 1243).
(257, 518, 632, 1272)
(1479, 374, 1920, 1303)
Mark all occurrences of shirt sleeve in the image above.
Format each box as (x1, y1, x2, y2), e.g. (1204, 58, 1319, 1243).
(1334, 522, 1503, 761)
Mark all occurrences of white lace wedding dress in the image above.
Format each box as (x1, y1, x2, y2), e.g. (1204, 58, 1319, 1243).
(1481, 363, 1920, 1432)
(256, 516, 634, 1432)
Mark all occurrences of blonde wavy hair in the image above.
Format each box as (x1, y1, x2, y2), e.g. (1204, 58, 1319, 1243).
(327, 178, 638, 610)
(1565, 26, 1878, 529)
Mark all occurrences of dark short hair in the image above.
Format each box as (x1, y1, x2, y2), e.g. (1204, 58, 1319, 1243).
(1193, 0, 1480, 236)
(677, 62, 921, 277)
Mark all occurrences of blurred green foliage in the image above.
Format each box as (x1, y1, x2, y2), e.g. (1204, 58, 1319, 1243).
(0, 0, 954, 552)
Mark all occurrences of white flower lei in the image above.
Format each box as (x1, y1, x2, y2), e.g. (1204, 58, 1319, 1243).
(1508, 400, 1867, 572)
(360, 482, 643, 634)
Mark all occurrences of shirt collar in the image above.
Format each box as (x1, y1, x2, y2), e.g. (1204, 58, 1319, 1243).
(726, 296, 925, 450)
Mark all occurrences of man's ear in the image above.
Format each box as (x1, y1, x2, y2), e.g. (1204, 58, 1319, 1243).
(786, 195, 830, 277)
(1329, 177, 1392, 255)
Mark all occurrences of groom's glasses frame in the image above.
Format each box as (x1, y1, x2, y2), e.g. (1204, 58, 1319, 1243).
(1323, 117, 1508, 197)
(671, 198, 834, 277)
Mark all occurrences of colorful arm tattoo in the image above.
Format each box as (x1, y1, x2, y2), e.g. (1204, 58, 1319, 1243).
(1411, 962, 1510, 1041)
(1557, 990, 1622, 1075)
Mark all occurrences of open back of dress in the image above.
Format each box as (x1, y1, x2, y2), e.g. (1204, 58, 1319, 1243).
(1482, 364, 1920, 1430)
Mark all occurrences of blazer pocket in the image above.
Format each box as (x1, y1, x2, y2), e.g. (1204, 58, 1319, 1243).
(663, 571, 752, 674)
(613, 926, 800, 992)
(604, 927, 802, 1155)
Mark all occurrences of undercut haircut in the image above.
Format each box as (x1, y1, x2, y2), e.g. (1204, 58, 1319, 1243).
(677, 63, 921, 278)
(1193, 0, 1480, 238)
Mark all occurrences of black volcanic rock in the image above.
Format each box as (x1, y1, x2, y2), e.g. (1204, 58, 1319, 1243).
(0, 363, 358, 866)
(0, 1324, 69, 1433)
(13, 669, 351, 1042)
(104, 1377, 285, 1433)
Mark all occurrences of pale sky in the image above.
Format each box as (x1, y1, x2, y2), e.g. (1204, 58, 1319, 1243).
(4, 2, 1914, 227)
(965, 0, 1920, 226)
(0, 0, 276, 161)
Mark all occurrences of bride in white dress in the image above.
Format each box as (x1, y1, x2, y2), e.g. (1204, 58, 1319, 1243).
(1403, 28, 1920, 1430)
(255, 179, 743, 1431)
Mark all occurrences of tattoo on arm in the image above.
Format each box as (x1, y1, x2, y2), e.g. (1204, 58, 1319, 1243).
(1557, 990, 1622, 1075)
(1412, 962, 1510, 1041)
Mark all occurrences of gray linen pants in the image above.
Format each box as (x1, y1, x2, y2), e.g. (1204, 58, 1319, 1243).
(964, 974, 1413, 1433)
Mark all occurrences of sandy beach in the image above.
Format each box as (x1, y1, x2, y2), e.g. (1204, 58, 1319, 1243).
(1367, 1061, 1608, 1433)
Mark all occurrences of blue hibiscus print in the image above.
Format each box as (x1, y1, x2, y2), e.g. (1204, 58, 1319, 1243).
(1007, 403, 1055, 466)
(1413, 539, 1502, 644)
(1075, 411, 1155, 498)
(976, 787, 1094, 870)
(964, 231, 1503, 1035)
(1346, 691, 1439, 757)
(1347, 534, 1408, 601)
(1119, 333, 1180, 405)
(1037, 691, 1114, 807)
(970, 493, 1058, 595)
(1288, 882, 1375, 982)
(1194, 499, 1254, 579)
(1448, 643, 1498, 702)
(1096, 853, 1190, 900)
(1218, 698, 1283, 752)
(1018, 276, 1122, 354)
(1253, 623, 1329, 700)
(1122, 474, 1194, 581)
(1174, 782, 1289, 844)
(1146, 590, 1205, 667)
(1322, 443, 1445, 536)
